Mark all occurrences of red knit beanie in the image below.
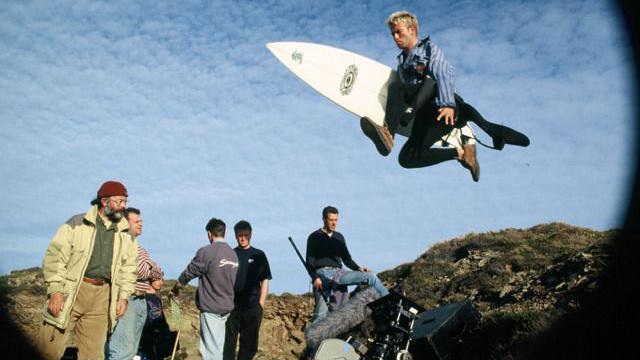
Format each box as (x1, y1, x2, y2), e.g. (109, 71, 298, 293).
(97, 181, 128, 198)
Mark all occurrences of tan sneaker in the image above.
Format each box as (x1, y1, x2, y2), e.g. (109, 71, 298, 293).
(360, 117, 393, 156)
(459, 143, 480, 182)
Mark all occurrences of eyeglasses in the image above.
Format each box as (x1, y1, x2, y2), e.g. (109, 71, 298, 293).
(109, 197, 128, 206)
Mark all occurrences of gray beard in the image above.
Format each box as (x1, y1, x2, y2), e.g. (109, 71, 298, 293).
(104, 204, 123, 222)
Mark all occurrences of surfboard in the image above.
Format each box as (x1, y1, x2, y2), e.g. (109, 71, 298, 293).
(266, 41, 412, 137)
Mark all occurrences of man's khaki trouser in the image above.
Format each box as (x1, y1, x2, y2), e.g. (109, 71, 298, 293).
(38, 281, 110, 360)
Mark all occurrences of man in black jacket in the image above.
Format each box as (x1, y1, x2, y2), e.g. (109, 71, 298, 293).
(305, 206, 389, 323)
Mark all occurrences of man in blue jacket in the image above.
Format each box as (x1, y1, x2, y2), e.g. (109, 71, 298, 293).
(362, 10, 530, 182)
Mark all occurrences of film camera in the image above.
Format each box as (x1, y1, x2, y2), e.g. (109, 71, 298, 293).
(313, 291, 424, 360)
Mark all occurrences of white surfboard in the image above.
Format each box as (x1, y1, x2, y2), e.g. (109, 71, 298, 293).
(266, 41, 412, 137)
(266, 41, 477, 148)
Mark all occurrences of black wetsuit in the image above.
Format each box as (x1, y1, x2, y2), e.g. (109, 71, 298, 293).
(388, 37, 529, 168)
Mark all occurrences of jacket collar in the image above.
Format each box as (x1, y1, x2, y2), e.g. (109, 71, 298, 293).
(397, 35, 430, 63)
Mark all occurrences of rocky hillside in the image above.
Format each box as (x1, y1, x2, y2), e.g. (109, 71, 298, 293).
(0, 223, 616, 359)
(377, 222, 614, 359)
(0, 271, 315, 360)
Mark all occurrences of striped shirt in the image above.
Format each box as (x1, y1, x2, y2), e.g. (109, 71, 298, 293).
(135, 245, 163, 294)
(397, 37, 456, 108)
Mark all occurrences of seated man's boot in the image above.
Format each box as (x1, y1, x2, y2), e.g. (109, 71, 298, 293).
(360, 117, 393, 156)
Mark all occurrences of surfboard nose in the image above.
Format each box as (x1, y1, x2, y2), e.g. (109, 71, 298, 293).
(265, 42, 281, 56)
(265, 42, 295, 64)
(265, 42, 282, 52)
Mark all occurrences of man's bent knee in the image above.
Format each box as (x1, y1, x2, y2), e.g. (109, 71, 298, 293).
(398, 154, 416, 169)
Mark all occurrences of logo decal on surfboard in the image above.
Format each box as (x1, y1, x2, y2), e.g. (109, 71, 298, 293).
(291, 50, 303, 64)
(340, 64, 358, 96)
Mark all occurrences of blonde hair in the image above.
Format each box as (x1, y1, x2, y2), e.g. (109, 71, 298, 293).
(386, 11, 419, 33)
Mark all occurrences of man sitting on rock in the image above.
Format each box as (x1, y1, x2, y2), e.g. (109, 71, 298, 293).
(305, 206, 389, 324)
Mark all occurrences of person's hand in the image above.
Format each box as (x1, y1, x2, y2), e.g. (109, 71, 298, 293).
(359, 267, 372, 273)
(437, 107, 455, 126)
(47, 292, 64, 317)
(116, 299, 128, 318)
(313, 277, 323, 291)
(170, 282, 182, 297)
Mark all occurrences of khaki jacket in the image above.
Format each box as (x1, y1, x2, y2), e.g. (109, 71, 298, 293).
(41, 205, 138, 331)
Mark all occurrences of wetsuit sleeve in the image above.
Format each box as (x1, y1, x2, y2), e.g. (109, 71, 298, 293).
(428, 42, 456, 108)
(178, 246, 207, 285)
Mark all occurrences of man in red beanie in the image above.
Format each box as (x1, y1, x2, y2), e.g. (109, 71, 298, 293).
(38, 181, 139, 360)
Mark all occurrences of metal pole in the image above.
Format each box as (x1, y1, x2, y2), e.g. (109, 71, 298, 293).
(288, 236, 331, 310)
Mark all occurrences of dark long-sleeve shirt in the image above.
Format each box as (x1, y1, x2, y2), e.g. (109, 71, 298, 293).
(305, 229, 360, 280)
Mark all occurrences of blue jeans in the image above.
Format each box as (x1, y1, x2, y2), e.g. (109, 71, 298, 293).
(200, 312, 229, 360)
(312, 267, 389, 323)
(105, 296, 147, 360)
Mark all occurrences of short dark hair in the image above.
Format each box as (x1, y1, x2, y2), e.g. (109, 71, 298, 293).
(322, 206, 339, 219)
(124, 207, 140, 219)
(205, 218, 226, 237)
(234, 220, 252, 233)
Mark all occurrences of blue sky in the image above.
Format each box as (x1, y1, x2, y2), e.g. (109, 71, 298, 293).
(0, 0, 635, 294)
